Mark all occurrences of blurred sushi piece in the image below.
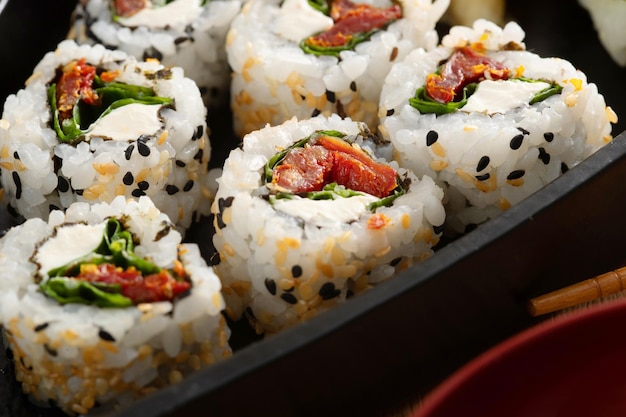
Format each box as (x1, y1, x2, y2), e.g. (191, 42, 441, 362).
(211, 114, 446, 334)
(0, 40, 213, 231)
(379, 19, 617, 235)
(70, 0, 242, 108)
(0, 196, 231, 415)
(579, 0, 626, 67)
(226, 0, 450, 138)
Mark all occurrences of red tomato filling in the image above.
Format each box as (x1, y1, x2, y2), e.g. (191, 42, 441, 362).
(306, 0, 401, 48)
(75, 263, 191, 304)
(114, 0, 148, 17)
(272, 135, 397, 198)
(426, 46, 510, 104)
(56, 58, 99, 122)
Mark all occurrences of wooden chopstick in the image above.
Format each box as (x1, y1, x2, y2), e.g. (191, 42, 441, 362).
(528, 266, 626, 317)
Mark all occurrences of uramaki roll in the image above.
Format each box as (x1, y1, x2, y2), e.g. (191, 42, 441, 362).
(0, 40, 212, 231)
(211, 114, 445, 333)
(0, 196, 231, 415)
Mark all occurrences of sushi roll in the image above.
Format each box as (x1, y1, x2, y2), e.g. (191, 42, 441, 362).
(0, 196, 231, 415)
(378, 19, 617, 234)
(0, 40, 212, 231)
(70, 0, 242, 108)
(226, 0, 450, 138)
(211, 114, 446, 334)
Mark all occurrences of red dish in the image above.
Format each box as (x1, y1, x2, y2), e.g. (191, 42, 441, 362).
(413, 298, 626, 417)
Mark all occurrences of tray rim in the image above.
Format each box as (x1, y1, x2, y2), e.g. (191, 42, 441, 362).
(109, 131, 626, 417)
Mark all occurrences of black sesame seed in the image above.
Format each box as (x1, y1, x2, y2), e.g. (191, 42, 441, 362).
(311, 108, 321, 117)
(132, 189, 146, 197)
(138, 180, 149, 190)
(386, 108, 395, 117)
(194, 149, 204, 161)
(219, 196, 235, 210)
(538, 147, 551, 165)
(12, 171, 22, 199)
(475, 173, 490, 181)
(138, 141, 151, 157)
(476, 155, 490, 172)
(44, 344, 58, 357)
(49, 204, 60, 213)
(13, 151, 19, 159)
(245, 306, 256, 319)
(183, 180, 194, 192)
(155, 69, 172, 80)
(389, 46, 399, 62)
(517, 127, 530, 135)
(510, 134, 524, 150)
(561, 162, 569, 174)
(350, 81, 357, 92)
(216, 213, 226, 230)
(174, 36, 189, 45)
(123, 172, 134, 186)
(291, 265, 303, 278)
(4, 347, 13, 360)
(125, 144, 135, 160)
(390, 257, 402, 267)
(176, 160, 186, 167)
(426, 130, 438, 146)
(544, 132, 555, 142)
(326, 90, 336, 103)
(433, 224, 445, 235)
(319, 282, 341, 300)
(75, 189, 84, 196)
(264, 278, 277, 295)
(142, 46, 163, 61)
(57, 176, 70, 193)
(336, 100, 346, 118)
(192, 125, 204, 141)
(34, 323, 49, 332)
(98, 328, 116, 342)
(166, 185, 179, 195)
(280, 292, 298, 304)
(507, 170, 525, 180)
(209, 251, 221, 266)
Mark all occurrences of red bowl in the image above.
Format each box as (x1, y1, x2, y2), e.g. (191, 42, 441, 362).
(412, 298, 626, 417)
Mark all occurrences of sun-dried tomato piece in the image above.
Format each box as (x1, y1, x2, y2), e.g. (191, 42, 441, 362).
(426, 46, 510, 104)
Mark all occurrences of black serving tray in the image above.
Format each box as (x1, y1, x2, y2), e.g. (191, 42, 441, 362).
(2, 0, 626, 416)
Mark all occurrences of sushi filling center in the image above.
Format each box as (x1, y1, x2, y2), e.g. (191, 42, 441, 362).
(409, 45, 563, 115)
(300, 0, 402, 56)
(35, 218, 191, 307)
(265, 130, 407, 217)
(49, 58, 173, 143)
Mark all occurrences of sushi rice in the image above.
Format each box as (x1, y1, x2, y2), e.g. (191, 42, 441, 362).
(0, 196, 231, 415)
(226, 0, 450, 137)
(379, 19, 617, 234)
(212, 114, 446, 333)
(0, 40, 213, 232)
(70, 0, 242, 109)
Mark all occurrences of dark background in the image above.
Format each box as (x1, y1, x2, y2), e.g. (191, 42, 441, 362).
(1, 1, 626, 417)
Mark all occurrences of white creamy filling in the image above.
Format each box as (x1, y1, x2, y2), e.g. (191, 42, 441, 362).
(273, 0, 334, 42)
(35, 222, 107, 278)
(86, 103, 163, 141)
(116, 0, 204, 28)
(272, 194, 379, 228)
(461, 79, 551, 114)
